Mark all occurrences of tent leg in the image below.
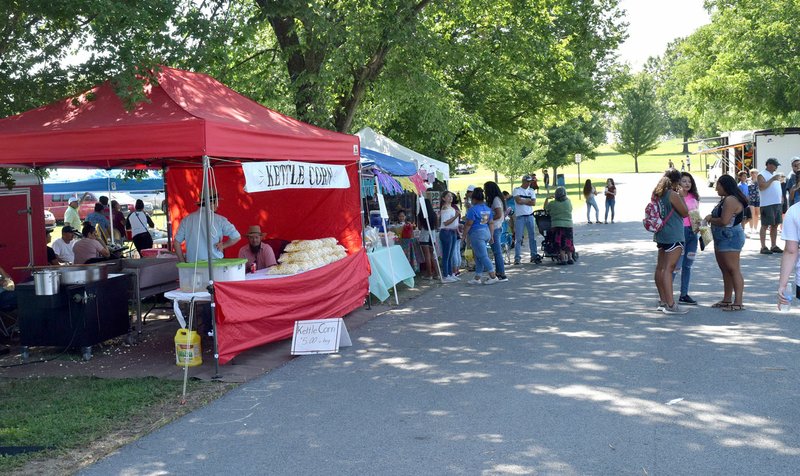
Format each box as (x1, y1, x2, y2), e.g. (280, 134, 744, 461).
(202, 155, 221, 379)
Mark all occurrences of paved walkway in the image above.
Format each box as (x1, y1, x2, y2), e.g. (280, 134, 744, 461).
(82, 173, 800, 475)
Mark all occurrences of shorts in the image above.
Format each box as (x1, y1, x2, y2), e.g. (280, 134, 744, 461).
(760, 204, 783, 226)
(657, 242, 684, 253)
(711, 226, 745, 252)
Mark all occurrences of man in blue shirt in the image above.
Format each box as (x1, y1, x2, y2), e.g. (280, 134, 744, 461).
(174, 195, 241, 262)
(785, 157, 800, 206)
(85, 202, 111, 240)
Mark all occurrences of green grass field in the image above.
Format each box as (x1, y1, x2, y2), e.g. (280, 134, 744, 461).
(448, 138, 707, 199)
(450, 139, 706, 203)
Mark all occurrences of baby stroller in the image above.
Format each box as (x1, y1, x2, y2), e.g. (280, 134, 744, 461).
(533, 209, 579, 263)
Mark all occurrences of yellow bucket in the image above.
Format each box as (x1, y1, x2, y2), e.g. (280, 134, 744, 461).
(174, 329, 202, 367)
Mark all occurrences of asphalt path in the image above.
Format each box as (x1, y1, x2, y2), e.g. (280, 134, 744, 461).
(83, 173, 800, 475)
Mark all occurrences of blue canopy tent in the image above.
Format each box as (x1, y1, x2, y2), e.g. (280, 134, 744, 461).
(44, 177, 164, 193)
(359, 148, 418, 177)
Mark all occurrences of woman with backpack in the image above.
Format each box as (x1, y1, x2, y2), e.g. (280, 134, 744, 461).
(652, 169, 689, 314)
(704, 174, 748, 311)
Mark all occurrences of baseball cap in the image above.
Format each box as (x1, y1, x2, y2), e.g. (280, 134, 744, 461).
(522, 174, 533, 181)
(766, 158, 781, 166)
(62, 225, 75, 233)
(466, 185, 476, 192)
(791, 156, 800, 165)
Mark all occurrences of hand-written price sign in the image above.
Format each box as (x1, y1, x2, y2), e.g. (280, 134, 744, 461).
(291, 318, 352, 355)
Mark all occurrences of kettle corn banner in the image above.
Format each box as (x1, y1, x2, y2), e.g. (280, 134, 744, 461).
(242, 161, 350, 192)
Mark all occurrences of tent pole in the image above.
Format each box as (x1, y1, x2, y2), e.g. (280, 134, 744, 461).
(420, 194, 443, 281)
(357, 163, 367, 248)
(202, 155, 221, 379)
(375, 180, 400, 305)
(163, 164, 172, 251)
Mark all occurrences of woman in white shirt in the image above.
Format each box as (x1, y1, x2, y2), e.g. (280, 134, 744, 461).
(484, 181, 508, 282)
(439, 191, 461, 283)
(126, 199, 155, 255)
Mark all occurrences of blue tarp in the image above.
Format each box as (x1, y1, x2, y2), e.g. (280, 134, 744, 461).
(360, 148, 417, 176)
(44, 178, 164, 193)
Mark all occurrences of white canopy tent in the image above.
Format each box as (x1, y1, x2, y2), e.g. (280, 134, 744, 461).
(356, 127, 449, 184)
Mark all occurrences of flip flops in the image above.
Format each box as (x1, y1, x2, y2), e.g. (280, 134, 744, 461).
(711, 301, 732, 308)
(722, 304, 745, 312)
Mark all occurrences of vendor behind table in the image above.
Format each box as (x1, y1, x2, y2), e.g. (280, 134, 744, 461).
(238, 225, 277, 272)
(173, 193, 241, 263)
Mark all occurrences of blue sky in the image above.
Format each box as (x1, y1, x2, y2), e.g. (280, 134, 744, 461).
(618, 0, 710, 70)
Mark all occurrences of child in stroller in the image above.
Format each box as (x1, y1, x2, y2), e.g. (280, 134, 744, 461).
(533, 209, 579, 262)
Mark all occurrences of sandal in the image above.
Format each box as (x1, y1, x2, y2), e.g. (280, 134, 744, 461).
(711, 301, 732, 308)
(722, 304, 745, 312)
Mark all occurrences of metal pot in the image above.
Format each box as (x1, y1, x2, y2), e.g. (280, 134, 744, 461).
(33, 270, 60, 295)
(58, 264, 109, 285)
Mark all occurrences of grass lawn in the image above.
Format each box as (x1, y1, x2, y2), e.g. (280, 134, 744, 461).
(448, 138, 707, 200)
(0, 377, 232, 473)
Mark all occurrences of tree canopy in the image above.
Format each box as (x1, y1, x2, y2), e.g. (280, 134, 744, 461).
(1, 0, 626, 173)
(613, 73, 663, 172)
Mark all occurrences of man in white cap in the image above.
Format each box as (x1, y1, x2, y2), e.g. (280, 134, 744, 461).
(173, 193, 241, 262)
(513, 174, 540, 264)
(238, 225, 277, 271)
(63, 197, 82, 231)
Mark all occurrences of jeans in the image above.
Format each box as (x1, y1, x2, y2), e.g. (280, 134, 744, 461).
(453, 237, 462, 269)
(469, 228, 494, 277)
(586, 196, 599, 222)
(514, 214, 536, 262)
(440, 229, 456, 277)
(490, 226, 506, 276)
(605, 199, 615, 222)
(674, 226, 698, 296)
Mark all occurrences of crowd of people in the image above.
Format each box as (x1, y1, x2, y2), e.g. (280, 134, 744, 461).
(47, 196, 157, 265)
(653, 157, 800, 314)
(385, 172, 595, 285)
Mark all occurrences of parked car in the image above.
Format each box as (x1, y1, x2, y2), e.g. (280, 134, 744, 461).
(44, 209, 55, 230)
(45, 191, 142, 222)
(44, 192, 97, 222)
(127, 191, 164, 214)
(455, 164, 476, 175)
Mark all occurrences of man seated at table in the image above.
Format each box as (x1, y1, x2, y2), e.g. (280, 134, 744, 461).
(0, 266, 16, 312)
(238, 225, 277, 272)
(45, 229, 60, 265)
(52, 225, 77, 264)
(73, 223, 111, 264)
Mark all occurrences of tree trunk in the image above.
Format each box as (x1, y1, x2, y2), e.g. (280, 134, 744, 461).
(634, 155, 639, 173)
(682, 130, 690, 154)
(494, 170, 498, 183)
(333, 45, 389, 132)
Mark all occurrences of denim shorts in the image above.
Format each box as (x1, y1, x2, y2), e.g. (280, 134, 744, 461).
(712, 225, 745, 252)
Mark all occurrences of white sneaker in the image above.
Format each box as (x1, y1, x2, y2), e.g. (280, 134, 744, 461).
(442, 276, 458, 283)
(662, 303, 688, 314)
(483, 277, 500, 285)
(452, 274, 462, 281)
(466, 278, 482, 285)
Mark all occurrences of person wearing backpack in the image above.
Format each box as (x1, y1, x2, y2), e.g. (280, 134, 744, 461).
(652, 169, 689, 314)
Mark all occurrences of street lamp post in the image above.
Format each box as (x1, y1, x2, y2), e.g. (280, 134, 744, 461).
(575, 154, 582, 200)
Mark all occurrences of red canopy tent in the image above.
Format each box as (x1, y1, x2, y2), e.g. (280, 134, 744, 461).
(0, 66, 370, 366)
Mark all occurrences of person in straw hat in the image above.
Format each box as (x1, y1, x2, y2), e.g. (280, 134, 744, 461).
(238, 225, 277, 272)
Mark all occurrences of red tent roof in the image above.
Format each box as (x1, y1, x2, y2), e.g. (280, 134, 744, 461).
(0, 66, 359, 168)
